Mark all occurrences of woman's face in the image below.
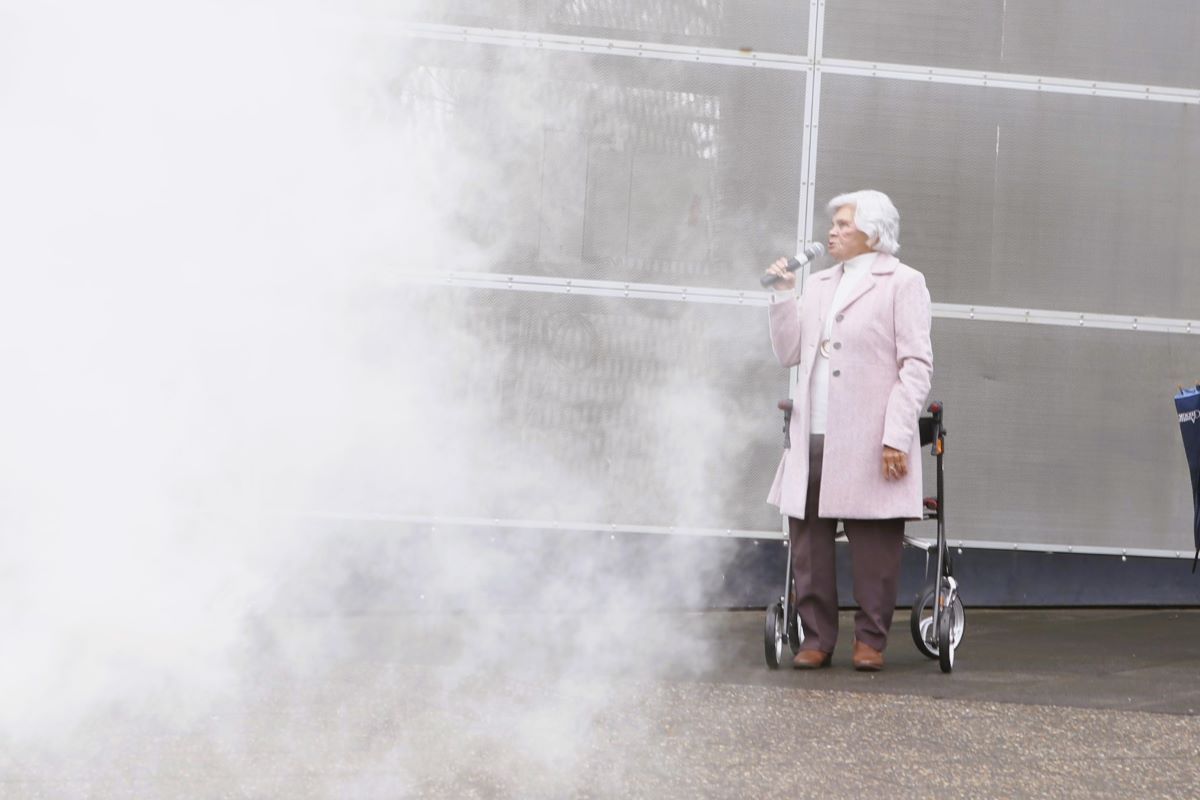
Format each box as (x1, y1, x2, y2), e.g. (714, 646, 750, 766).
(827, 204, 872, 262)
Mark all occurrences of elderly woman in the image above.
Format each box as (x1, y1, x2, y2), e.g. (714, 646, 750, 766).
(763, 190, 932, 671)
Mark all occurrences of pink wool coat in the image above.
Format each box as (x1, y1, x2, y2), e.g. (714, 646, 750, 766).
(767, 252, 933, 520)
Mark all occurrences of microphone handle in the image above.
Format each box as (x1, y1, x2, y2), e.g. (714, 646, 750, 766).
(759, 257, 804, 288)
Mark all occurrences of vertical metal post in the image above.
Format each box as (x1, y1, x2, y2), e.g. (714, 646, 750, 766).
(784, 0, 826, 539)
(788, 0, 826, 399)
(800, 0, 828, 270)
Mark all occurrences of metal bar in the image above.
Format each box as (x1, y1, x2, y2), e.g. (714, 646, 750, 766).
(301, 510, 1196, 560)
(397, 270, 1200, 336)
(794, 0, 821, 258)
(819, 57, 1200, 106)
(389, 23, 1200, 104)
(300, 511, 767, 540)
(930, 536, 1197, 562)
(935, 302, 1200, 336)
(789, 0, 823, 412)
(801, 0, 829, 247)
(390, 21, 809, 72)
(398, 270, 770, 307)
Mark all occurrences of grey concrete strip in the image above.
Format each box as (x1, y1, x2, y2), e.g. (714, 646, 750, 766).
(5, 672, 1197, 798)
(703, 609, 1200, 715)
(3, 609, 1199, 798)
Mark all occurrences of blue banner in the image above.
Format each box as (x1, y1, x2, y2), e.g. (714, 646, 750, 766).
(1175, 386, 1200, 572)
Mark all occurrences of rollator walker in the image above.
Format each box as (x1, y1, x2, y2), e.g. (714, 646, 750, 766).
(764, 400, 965, 673)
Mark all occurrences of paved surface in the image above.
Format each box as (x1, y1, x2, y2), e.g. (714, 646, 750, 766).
(4, 609, 1200, 798)
(715, 608, 1200, 715)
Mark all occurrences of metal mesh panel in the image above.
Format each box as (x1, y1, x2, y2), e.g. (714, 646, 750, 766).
(396, 40, 805, 288)
(814, 74, 1200, 318)
(823, 0, 1006, 72)
(999, 0, 1200, 88)
(823, 0, 1200, 88)
(415, 0, 809, 55)
(387, 7, 1200, 568)
(928, 319, 1200, 550)
(398, 287, 787, 532)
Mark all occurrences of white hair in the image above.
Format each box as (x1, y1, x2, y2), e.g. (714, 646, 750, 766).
(825, 189, 900, 255)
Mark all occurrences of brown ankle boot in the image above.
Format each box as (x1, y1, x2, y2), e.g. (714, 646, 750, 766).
(851, 640, 884, 671)
(792, 650, 832, 669)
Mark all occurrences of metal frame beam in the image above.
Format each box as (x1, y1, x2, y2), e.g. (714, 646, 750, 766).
(391, 22, 1200, 104)
(399, 271, 1200, 337)
(300, 511, 1197, 561)
(389, 21, 808, 72)
(819, 57, 1200, 105)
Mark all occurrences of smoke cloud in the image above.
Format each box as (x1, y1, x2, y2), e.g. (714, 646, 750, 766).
(0, 1, 782, 794)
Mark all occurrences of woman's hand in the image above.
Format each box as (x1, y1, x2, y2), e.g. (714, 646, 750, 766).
(764, 257, 796, 291)
(882, 446, 908, 480)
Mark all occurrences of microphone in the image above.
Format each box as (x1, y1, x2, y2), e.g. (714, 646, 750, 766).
(759, 242, 826, 287)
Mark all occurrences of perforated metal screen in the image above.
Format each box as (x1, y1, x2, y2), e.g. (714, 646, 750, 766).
(400, 287, 787, 532)
(824, 0, 1200, 88)
(397, 40, 805, 288)
(422, 0, 810, 55)
(815, 74, 1200, 317)
(929, 320, 1200, 550)
(399, 2, 1200, 558)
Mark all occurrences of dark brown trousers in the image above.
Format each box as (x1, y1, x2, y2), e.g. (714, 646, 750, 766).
(789, 435, 904, 654)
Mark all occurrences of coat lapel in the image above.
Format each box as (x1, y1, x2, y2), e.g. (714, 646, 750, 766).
(836, 252, 898, 313)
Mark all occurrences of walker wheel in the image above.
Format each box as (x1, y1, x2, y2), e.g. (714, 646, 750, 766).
(764, 602, 786, 669)
(939, 598, 958, 673)
(910, 584, 965, 660)
(786, 586, 802, 654)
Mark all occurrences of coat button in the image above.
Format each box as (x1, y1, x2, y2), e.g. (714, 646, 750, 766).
(835, 313, 844, 322)
(833, 341, 842, 349)
(832, 369, 841, 377)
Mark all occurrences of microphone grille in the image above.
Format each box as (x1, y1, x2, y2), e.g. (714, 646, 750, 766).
(806, 242, 826, 259)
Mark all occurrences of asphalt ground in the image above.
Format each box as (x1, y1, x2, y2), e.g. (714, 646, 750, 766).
(4, 608, 1200, 798)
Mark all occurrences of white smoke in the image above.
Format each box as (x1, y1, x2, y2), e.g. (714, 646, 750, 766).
(0, 0, 449, 736)
(0, 1, 773, 793)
